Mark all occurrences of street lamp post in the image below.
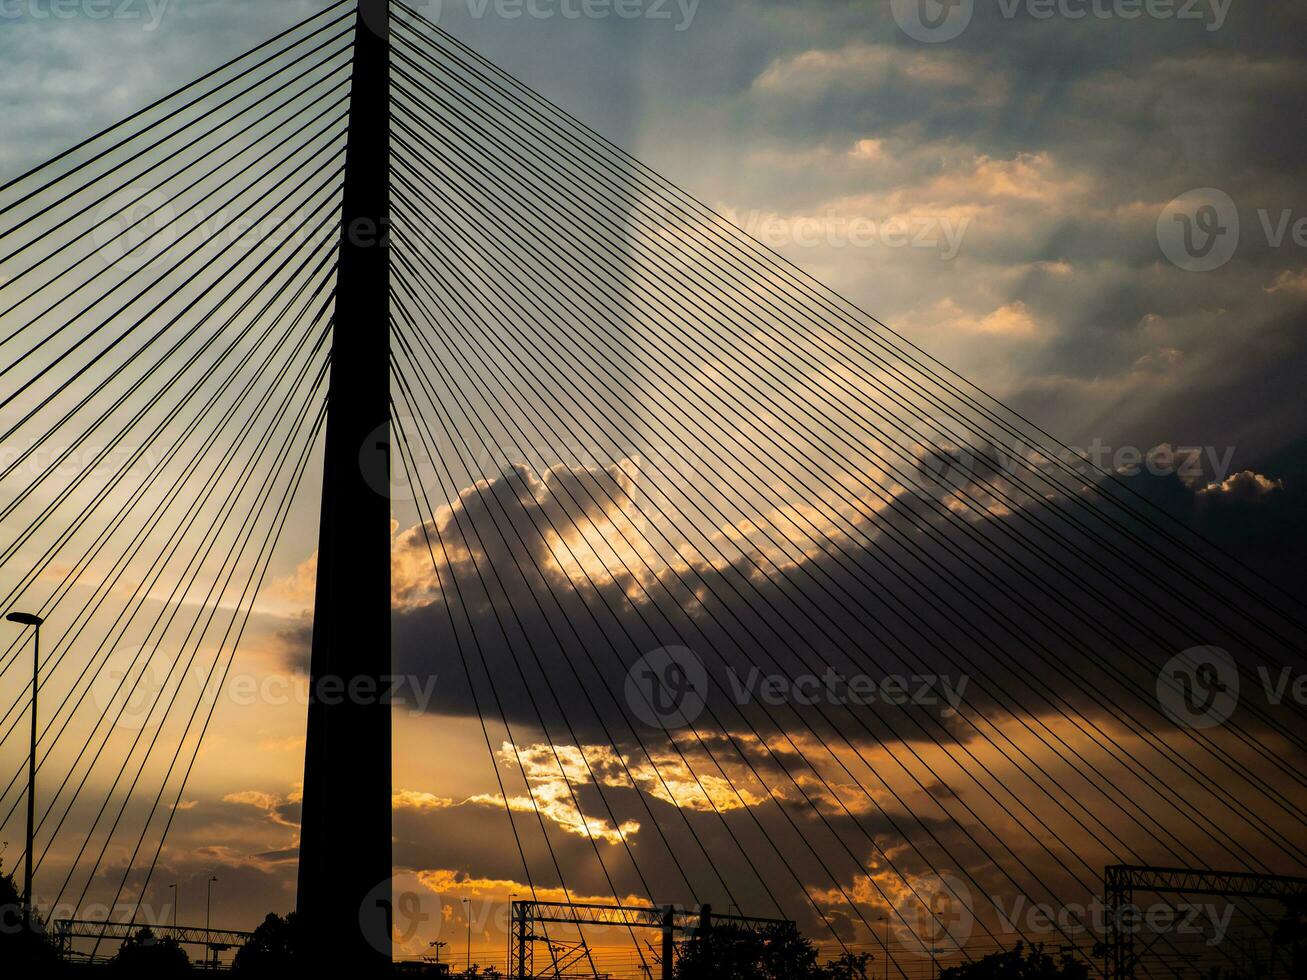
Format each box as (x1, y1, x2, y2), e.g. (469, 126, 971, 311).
(463, 897, 472, 975)
(6, 611, 43, 932)
(206, 875, 218, 969)
(170, 883, 178, 931)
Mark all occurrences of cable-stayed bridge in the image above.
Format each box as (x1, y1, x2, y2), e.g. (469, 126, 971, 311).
(1, 2, 1305, 977)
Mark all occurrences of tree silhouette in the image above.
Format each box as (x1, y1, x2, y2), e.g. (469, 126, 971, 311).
(1272, 898, 1306, 977)
(109, 926, 192, 976)
(823, 952, 874, 979)
(0, 860, 58, 972)
(670, 922, 873, 979)
(673, 922, 817, 980)
(232, 911, 307, 974)
(940, 943, 1088, 980)
(1202, 899, 1306, 979)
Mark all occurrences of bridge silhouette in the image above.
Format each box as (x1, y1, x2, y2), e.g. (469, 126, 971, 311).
(1, 2, 1305, 977)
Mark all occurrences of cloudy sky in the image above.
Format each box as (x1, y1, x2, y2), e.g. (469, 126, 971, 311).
(1, 1, 1305, 975)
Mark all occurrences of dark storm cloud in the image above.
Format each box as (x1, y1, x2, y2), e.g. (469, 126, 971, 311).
(389, 447, 1306, 760)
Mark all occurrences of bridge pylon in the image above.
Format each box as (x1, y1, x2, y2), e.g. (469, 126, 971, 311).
(297, 0, 392, 972)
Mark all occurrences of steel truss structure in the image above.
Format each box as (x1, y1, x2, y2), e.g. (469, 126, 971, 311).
(509, 901, 795, 980)
(1104, 864, 1307, 979)
(51, 918, 254, 961)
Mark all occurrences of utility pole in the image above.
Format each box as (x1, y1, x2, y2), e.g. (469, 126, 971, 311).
(296, 0, 391, 973)
(661, 906, 675, 980)
(516, 901, 530, 980)
(507, 894, 517, 973)
(6, 611, 42, 933)
(880, 915, 889, 980)
(206, 875, 217, 969)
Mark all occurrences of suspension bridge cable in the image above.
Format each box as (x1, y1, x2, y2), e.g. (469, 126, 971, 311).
(389, 400, 603, 975)
(4, 276, 337, 837)
(385, 224, 1268, 977)
(60, 353, 331, 919)
(393, 3, 1307, 636)
(0, 224, 340, 679)
(383, 318, 704, 910)
(0, 258, 336, 767)
(0, 0, 351, 198)
(381, 38, 1307, 742)
(381, 84, 1307, 851)
(0, 122, 347, 647)
(92, 391, 330, 957)
(389, 212, 1113, 966)
(10, 242, 338, 858)
(384, 141, 1296, 956)
(0, 69, 352, 330)
(384, 139, 1296, 867)
(0, 121, 348, 541)
(387, 345, 653, 977)
(391, 242, 1010, 961)
(384, 204, 1268, 885)
(0, 5, 353, 224)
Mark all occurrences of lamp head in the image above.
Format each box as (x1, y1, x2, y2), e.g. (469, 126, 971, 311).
(5, 612, 42, 627)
